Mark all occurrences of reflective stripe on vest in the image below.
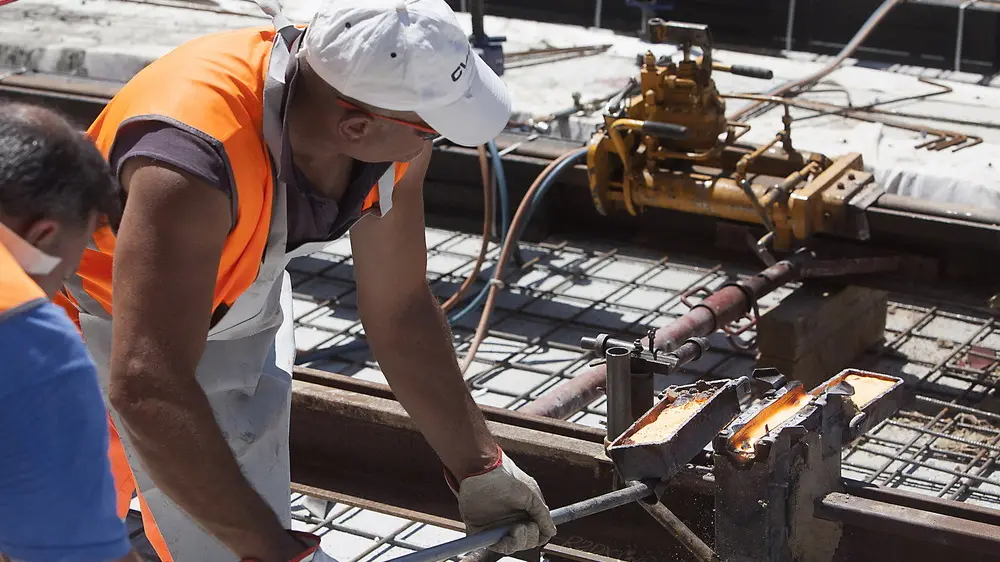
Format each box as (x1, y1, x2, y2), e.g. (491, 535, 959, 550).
(377, 166, 396, 216)
(0, 243, 47, 323)
(59, 25, 410, 328)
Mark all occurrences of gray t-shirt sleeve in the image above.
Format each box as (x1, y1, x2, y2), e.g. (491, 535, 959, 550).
(108, 120, 236, 226)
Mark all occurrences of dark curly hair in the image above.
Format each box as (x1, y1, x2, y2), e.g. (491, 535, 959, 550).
(0, 101, 121, 231)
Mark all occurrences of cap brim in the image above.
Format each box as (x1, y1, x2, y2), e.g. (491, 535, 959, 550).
(417, 55, 511, 147)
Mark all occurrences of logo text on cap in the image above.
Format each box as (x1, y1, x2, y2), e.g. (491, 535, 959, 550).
(451, 50, 470, 82)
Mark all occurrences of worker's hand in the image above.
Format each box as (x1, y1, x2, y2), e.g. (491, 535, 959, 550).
(448, 447, 557, 554)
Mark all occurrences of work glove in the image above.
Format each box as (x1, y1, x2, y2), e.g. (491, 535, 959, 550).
(240, 530, 340, 562)
(447, 446, 557, 554)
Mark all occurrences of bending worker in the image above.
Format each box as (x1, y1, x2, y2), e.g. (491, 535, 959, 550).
(56, 0, 557, 560)
(0, 103, 140, 562)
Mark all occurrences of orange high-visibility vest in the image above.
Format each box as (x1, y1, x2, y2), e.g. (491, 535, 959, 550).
(61, 26, 408, 324)
(0, 243, 47, 322)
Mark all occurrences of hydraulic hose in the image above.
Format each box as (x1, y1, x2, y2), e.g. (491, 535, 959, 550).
(458, 147, 589, 374)
(488, 139, 512, 239)
(449, 142, 556, 324)
(441, 145, 495, 312)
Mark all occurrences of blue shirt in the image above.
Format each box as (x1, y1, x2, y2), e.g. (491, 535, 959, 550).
(0, 300, 131, 562)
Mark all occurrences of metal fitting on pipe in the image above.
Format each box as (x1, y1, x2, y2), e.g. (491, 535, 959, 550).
(605, 346, 634, 442)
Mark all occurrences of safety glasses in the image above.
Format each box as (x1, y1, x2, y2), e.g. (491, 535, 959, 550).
(336, 98, 439, 140)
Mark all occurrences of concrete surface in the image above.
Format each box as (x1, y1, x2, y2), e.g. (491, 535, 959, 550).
(2, 0, 1000, 208)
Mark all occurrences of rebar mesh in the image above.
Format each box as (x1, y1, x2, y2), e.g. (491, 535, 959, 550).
(121, 228, 1000, 561)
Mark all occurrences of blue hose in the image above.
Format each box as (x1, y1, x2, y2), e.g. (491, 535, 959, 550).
(295, 146, 586, 365)
(487, 140, 511, 240)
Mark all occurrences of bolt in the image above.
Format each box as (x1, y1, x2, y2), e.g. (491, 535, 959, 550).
(848, 173, 856, 180)
(836, 182, 845, 190)
(823, 211, 832, 219)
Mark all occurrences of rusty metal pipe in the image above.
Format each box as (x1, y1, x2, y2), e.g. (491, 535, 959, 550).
(524, 253, 811, 419)
(654, 253, 808, 351)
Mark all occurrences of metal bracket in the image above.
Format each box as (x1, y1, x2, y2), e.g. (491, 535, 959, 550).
(844, 179, 887, 242)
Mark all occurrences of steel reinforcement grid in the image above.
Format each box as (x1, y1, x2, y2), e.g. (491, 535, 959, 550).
(132, 226, 1000, 562)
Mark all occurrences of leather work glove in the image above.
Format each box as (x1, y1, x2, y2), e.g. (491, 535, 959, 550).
(447, 446, 557, 554)
(241, 530, 340, 562)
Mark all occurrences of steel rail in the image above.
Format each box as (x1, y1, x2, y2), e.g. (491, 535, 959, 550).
(287, 375, 1000, 562)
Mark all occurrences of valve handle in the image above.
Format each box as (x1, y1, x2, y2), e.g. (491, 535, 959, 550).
(640, 120, 688, 140)
(728, 65, 774, 80)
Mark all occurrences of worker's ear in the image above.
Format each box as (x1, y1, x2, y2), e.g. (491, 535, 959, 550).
(21, 218, 61, 253)
(338, 112, 375, 143)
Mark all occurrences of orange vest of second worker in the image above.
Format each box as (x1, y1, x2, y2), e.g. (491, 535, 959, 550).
(0, 244, 47, 323)
(55, 25, 411, 562)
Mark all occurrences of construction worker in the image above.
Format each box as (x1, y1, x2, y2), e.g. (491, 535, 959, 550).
(55, 0, 557, 560)
(0, 102, 141, 562)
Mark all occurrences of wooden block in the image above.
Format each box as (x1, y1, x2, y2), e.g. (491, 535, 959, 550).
(756, 282, 888, 389)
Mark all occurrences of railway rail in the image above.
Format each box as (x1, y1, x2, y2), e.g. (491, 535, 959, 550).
(4, 72, 1000, 562)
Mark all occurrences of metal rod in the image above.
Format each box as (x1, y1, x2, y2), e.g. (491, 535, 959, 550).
(785, 0, 797, 51)
(605, 347, 634, 441)
(724, 92, 984, 152)
(954, 0, 980, 71)
(639, 501, 719, 562)
(386, 482, 655, 562)
(470, 0, 485, 41)
(916, 394, 1000, 424)
(594, 0, 603, 28)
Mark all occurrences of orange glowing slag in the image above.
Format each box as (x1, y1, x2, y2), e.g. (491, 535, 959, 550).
(844, 374, 894, 407)
(818, 373, 897, 409)
(728, 386, 814, 457)
(621, 393, 711, 446)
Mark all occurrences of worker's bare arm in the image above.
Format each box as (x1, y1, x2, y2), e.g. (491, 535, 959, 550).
(109, 157, 305, 562)
(350, 146, 499, 479)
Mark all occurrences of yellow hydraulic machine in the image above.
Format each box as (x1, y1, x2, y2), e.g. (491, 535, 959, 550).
(586, 20, 877, 256)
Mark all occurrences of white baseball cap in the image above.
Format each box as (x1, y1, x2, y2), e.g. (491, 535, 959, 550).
(299, 0, 511, 147)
